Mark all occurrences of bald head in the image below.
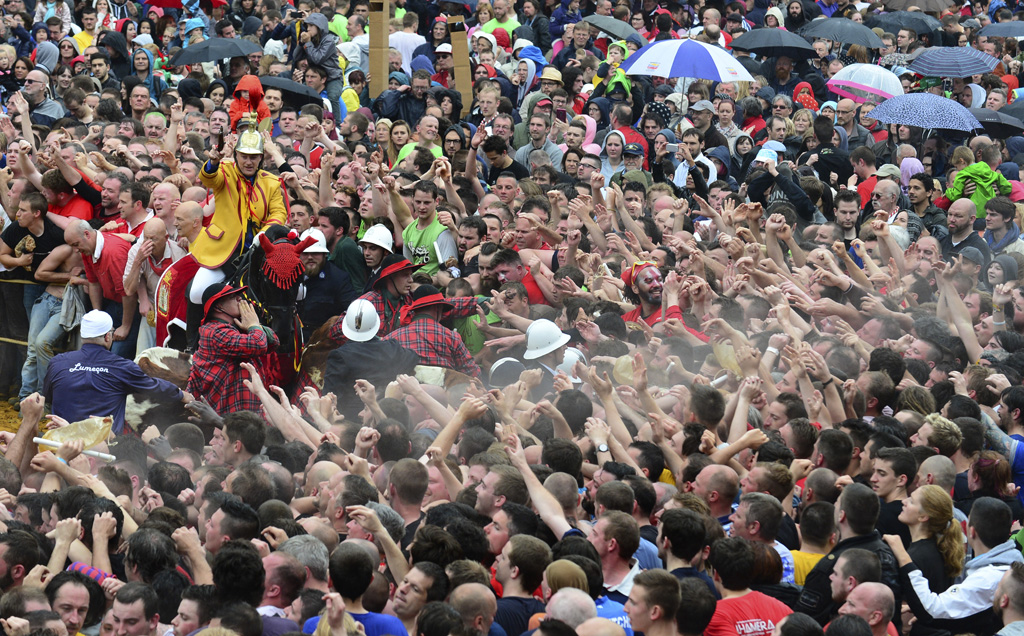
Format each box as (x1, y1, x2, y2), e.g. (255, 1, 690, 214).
(306, 461, 342, 496)
(547, 588, 597, 628)
(699, 464, 739, 507)
(174, 201, 204, 243)
(916, 454, 957, 491)
(949, 198, 977, 218)
(840, 582, 894, 631)
(182, 186, 208, 203)
(450, 583, 498, 633)
(576, 618, 627, 636)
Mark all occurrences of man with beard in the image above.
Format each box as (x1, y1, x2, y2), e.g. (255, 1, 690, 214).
(940, 199, 991, 265)
(100, 173, 130, 224)
(769, 56, 800, 97)
(833, 190, 862, 248)
(908, 173, 947, 239)
(297, 228, 357, 341)
(0, 530, 41, 592)
(454, 217, 485, 290)
(994, 562, 1024, 634)
(620, 261, 683, 328)
(477, 243, 500, 295)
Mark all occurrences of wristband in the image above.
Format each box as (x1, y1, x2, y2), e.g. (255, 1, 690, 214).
(57, 457, 67, 464)
(822, 377, 834, 388)
(995, 320, 1006, 325)
(765, 346, 780, 357)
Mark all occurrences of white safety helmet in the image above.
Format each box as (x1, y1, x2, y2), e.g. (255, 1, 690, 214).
(300, 228, 330, 253)
(341, 298, 380, 342)
(556, 347, 588, 383)
(523, 319, 571, 360)
(359, 225, 395, 253)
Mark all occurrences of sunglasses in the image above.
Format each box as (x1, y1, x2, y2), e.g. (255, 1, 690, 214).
(628, 260, 657, 281)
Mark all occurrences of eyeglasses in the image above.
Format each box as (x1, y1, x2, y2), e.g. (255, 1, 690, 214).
(871, 192, 890, 199)
(23, 79, 43, 85)
(773, 104, 788, 110)
(581, 163, 601, 170)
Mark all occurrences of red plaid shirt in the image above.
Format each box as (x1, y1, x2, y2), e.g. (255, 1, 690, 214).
(384, 315, 481, 377)
(330, 291, 480, 341)
(187, 321, 279, 415)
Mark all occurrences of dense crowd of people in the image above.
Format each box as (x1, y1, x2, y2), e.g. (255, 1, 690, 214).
(6, 0, 1024, 635)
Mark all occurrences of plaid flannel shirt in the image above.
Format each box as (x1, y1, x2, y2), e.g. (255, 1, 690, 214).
(384, 315, 481, 377)
(329, 291, 480, 341)
(187, 321, 279, 415)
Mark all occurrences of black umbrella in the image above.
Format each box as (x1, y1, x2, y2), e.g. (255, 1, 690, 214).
(582, 14, 641, 41)
(969, 108, 1024, 137)
(865, 11, 941, 35)
(1001, 101, 1024, 127)
(729, 28, 817, 60)
(979, 22, 1024, 37)
(168, 37, 262, 65)
(799, 17, 885, 48)
(258, 75, 324, 108)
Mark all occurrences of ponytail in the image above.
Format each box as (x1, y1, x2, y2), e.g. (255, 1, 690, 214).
(918, 484, 964, 579)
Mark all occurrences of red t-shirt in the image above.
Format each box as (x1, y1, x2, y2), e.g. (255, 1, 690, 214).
(857, 175, 878, 209)
(704, 591, 792, 636)
(82, 233, 132, 302)
(50, 193, 94, 221)
(522, 270, 549, 306)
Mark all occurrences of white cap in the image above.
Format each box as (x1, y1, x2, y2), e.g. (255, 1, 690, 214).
(755, 148, 778, 164)
(80, 310, 114, 338)
(435, 43, 453, 54)
(359, 225, 394, 253)
(301, 228, 330, 254)
(132, 33, 154, 46)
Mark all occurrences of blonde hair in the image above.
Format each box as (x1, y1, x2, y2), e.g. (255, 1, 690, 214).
(915, 485, 964, 579)
(312, 608, 361, 636)
(951, 146, 974, 170)
(793, 108, 815, 128)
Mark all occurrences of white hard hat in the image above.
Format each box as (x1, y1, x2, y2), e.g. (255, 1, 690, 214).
(341, 298, 380, 342)
(523, 319, 570, 360)
(359, 225, 394, 253)
(300, 228, 330, 254)
(556, 347, 588, 383)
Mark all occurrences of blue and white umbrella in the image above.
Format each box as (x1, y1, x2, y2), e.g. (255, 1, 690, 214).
(907, 46, 997, 78)
(618, 39, 754, 82)
(867, 93, 981, 132)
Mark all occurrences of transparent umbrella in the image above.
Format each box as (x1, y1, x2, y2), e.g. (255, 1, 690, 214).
(827, 64, 904, 104)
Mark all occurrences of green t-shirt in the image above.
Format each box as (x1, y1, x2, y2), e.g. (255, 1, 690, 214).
(455, 308, 502, 354)
(402, 217, 448, 277)
(481, 17, 521, 33)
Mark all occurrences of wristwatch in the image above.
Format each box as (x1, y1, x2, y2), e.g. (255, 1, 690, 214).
(597, 443, 609, 453)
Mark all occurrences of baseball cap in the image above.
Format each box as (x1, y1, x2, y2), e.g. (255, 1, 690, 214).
(763, 140, 787, 153)
(755, 148, 778, 164)
(756, 86, 776, 102)
(877, 164, 901, 179)
(535, 98, 553, 108)
(726, 12, 744, 21)
(623, 143, 645, 156)
(80, 310, 114, 338)
(435, 43, 453, 54)
(959, 246, 984, 265)
(690, 100, 715, 112)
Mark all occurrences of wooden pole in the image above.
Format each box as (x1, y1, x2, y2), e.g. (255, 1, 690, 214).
(447, 15, 472, 119)
(368, 0, 390, 100)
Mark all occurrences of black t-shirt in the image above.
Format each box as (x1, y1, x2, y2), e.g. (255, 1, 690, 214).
(0, 218, 66, 281)
(495, 596, 546, 636)
(486, 159, 531, 186)
(876, 497, 912, 548)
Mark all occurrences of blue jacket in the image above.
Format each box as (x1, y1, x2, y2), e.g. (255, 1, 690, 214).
(43, 344, 183, 434)
(549, 0, 581, 38)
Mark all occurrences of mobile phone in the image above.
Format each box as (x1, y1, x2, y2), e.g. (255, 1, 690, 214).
(555, 108, 567, 122)
(290, 10, 303, 17)
(666, 143, 679, 153)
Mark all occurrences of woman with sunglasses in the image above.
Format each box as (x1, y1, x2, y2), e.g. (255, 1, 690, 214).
(56, 36, 78, 68)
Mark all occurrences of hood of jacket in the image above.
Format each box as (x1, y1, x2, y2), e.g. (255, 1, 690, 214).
(97, 29, 130, 60)
(708, 145, 732, 179)
(34, 41, 59, 73)
(513, 25, 535, 46)
(729, 132, 754, 157)
(559, 0, 578, 10)
(833, 122, 849, 151)
(411, 54, 435, 74)
(966, 540, 1024, 575)
(242, 15, 261, 36)
(444, 124, 467, 147)
(206, 78, 228, 98)
(987, 252, 1020, 281)
(234, 74, 264, 101)
(587, 96, 612, 129)
(764, 6, 784, 26)
(580, 114, 599, 146)
(657, 128, 677, 144)
(608, 39, 629, 59)
(178, 77, 203, 99)
(600, 129, 627, 157)
(133, 47, 155, 75)
(518, 45, 547, 70)
(967, 83, 987, 109)
(999, 162, 1020, 181)
(518, 88, 549, 121)
(305, 11, 330, 33)
(517, 58, 538, 102)
(59, 36, 81, 54)
(606, 69, 632, 99)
